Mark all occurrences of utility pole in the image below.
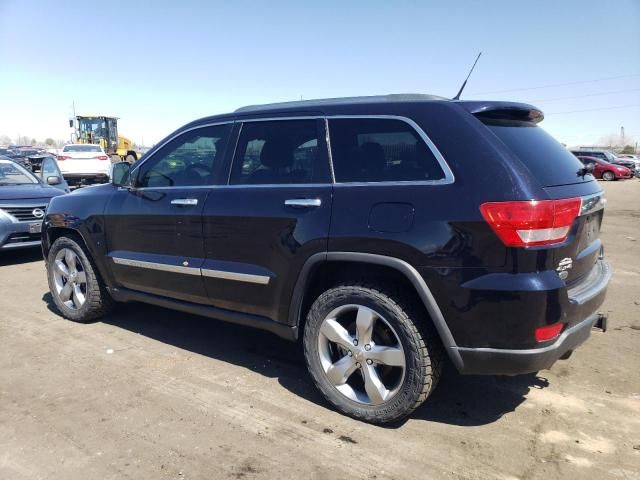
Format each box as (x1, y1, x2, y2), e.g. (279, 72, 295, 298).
(620, 126, 625, 147)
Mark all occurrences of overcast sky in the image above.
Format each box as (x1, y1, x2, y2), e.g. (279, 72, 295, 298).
(1, 0, 639, 147)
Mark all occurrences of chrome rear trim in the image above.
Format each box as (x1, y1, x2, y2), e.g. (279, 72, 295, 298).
(568, 260, 611, 305)
(580, 192, 605, 217)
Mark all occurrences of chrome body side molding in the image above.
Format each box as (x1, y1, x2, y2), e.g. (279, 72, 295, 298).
(111, 256, 271, 285)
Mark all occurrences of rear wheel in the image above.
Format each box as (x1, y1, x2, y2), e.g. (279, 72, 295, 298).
(303, 284, 442, 424)
(602, 170, 616, 181)
(47, 236, 114, 322)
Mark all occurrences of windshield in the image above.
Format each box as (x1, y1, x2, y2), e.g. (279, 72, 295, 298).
(0, 161, 38, 185)
(63, 145, 102, 153)
(603, 151, 617, 162)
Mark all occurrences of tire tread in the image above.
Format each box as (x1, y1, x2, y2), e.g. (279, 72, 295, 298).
(303, 282, 443, 424)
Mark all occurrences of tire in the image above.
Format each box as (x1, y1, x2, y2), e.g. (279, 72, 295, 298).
(46, 235, 114, 322)
(303, 284, 443, 424)
(602, 170, 616, 181)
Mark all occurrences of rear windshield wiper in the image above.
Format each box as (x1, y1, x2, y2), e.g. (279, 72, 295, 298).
(576, 163, 595, 179)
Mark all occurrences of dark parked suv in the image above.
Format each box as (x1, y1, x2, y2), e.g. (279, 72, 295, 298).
(42, 94, 610, 424)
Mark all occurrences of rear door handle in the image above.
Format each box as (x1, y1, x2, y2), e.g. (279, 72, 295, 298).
(171, 198, 198, 206)
(284, 198, 322, 208)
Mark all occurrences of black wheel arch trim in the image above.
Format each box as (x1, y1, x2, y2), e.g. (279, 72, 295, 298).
(43, 222, 117, 289)
(288, 251, 464, 370)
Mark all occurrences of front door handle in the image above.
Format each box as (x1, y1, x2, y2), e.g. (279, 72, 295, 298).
(284, 198, 322, 208)
(171, 198, 198, 206)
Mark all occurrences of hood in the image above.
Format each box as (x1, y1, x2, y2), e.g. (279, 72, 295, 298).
(0, 184, 64, 201)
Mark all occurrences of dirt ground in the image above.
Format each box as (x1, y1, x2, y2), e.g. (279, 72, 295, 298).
(0, 181, 638, 480)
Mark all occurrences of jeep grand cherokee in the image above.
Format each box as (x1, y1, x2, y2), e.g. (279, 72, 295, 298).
(42, 94, 610, 424)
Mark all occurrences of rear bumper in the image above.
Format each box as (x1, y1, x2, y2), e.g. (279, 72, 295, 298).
(453, 312, 602, 375)
(62, 173, 110, 187)
(449, 260, 611, 375)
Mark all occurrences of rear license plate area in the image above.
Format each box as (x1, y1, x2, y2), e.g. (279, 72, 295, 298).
(577, 212, 601, 252)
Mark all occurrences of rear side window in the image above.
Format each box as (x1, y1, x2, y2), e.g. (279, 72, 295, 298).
(328, 118, 445, 183)
(229, 120, 330, 185)
(484, 119, 591, 187)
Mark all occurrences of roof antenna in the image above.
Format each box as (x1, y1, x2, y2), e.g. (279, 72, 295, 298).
(453, 52, 482, 100)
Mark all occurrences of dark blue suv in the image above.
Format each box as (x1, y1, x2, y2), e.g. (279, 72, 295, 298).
(42, 94, 610, 424)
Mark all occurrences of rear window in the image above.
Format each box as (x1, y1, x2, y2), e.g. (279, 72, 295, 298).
(484, 119, 591, 187)
(328, 118, 446, 183)
(63, 145, 102, 153)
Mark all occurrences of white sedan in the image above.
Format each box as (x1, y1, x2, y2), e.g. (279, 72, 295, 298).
(57, 144, 112, 188)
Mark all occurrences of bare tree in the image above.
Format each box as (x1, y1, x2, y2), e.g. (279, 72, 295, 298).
(598, 133, 621, 148)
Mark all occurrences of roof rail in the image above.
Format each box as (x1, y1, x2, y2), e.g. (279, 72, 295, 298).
(235, 93, 446, 113)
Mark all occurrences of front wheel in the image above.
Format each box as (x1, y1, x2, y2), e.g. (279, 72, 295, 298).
(303, 284, 442, 424)
(46, 235, 114, 322)
(602, 170, 616, 181)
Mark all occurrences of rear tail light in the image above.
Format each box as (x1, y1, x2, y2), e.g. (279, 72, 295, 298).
(57, 155, 70, 161)
(480, 198, 581, 247)
(95, 155, 109, 160)
(535, 322, 565, 342)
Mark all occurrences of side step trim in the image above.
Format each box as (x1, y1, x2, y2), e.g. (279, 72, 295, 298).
(108, 287, 297, 341)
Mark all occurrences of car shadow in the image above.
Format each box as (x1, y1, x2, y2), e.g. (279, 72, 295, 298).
(0, 247, 43, 266)
(412, 369, 548, 426)
(41, 295, 549, 427)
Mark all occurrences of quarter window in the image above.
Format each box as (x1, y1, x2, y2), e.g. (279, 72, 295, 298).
(136, 124, 231, 188)
(328, 118, 445, 183)
(229, 120, 329, 185)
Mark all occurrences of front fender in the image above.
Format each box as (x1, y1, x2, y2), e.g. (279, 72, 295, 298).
(43, 185, 117, 287)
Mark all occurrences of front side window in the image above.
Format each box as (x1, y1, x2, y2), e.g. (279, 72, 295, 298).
(229, 120, 329, 185)
(328, 118, 446, 183)
(136, 124, 231, 188)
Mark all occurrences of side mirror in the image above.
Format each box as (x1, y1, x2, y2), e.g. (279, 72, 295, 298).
(46, 175, 62, 185)
(111, 161, 132, 187)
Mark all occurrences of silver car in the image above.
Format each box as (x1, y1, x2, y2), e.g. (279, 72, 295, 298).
(0, 158, 67, 250)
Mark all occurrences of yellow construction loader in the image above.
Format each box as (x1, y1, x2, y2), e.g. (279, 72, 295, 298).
(70, 116, 141, 163)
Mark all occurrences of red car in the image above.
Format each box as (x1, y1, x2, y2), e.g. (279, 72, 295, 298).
(577, 156, 632, 181)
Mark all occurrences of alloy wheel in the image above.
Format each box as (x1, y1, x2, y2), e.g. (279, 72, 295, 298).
(317, 304, 406, 405)
(52, 248, 87, 310)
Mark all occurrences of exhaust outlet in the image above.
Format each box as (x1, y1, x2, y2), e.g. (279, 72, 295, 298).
(592, 312, 608, 333)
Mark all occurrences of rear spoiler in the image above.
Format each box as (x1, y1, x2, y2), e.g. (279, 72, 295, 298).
(456, 101, 544, 123)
